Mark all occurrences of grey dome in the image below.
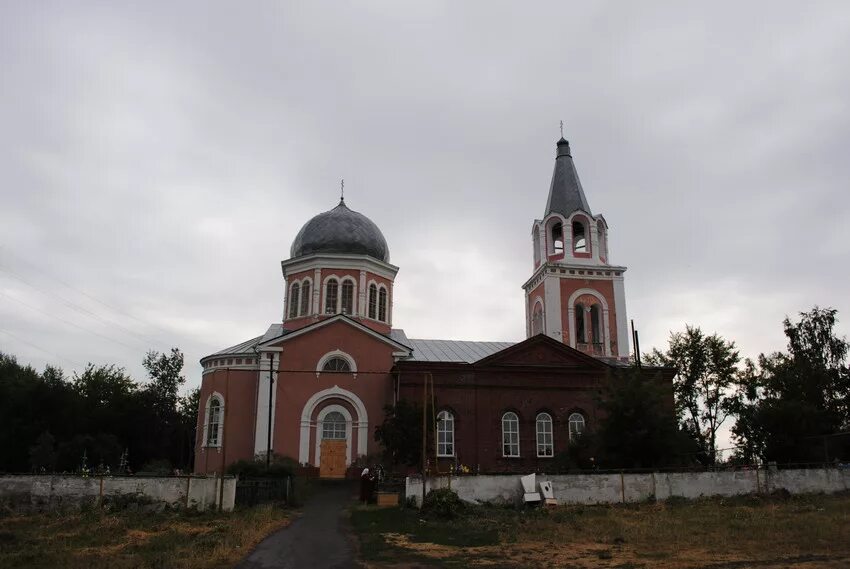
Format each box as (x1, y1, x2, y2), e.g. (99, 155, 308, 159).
(290, 200, 390, 262)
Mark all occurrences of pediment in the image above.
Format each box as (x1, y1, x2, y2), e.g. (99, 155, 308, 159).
(474, 335, 608, 369)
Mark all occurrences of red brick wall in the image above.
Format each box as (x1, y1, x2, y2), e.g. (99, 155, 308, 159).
(398, 364, 605, 473)
(195, 368, 259, 474)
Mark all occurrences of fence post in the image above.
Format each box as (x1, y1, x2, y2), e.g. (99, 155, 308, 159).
(185, 476, 192, 509)
(620, 471, 625, 503)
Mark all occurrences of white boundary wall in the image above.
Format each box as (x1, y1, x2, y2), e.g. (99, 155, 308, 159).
(406, 467, 850, 506)
(0, 475, 236, 512)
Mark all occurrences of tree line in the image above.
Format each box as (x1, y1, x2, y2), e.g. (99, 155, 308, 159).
(0, 348, 198, 474)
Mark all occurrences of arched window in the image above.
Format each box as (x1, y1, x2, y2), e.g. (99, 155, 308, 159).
(590, 304, 602, 348)
(574, 304, 586, 343)
(341, 280, 355, 315)
(378, 287, 387, 322)
(206, 397, 222, 447)
(552, 222, 564, 255)
(300, 281, 311, 316)
(368, 284, 378, 319)
(536, 413, 553, 457)
(569, 413, 585, 442)
(288, 283, 300, 319)
(502, 412, 520, 457)
(322, 357, 351, 372)
(572, 221, 587, 253)
(531, 302, 544, 335)
(325, 279, 338, 314)
(436, 410, 454, 457)
(322, 411, 346, 440)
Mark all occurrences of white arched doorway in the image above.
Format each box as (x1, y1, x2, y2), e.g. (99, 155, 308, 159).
(299, 386, 369, 477)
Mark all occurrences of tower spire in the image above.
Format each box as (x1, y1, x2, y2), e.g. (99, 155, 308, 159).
(340, 179, 345, 204)
(544, 137, 591, 217)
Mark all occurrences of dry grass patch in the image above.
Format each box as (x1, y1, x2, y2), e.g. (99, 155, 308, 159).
(0, 505, 291, 569)
(352, 492, 850, 568)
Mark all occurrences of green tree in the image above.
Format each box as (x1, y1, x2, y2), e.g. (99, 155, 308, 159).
(374, 400, 424, 467)
(731, 307, 850, 463)
(595, 367, 697, 469)
(29, 431, 57, 472)
(143, 348, 186, 409)
(645, 326, 739, 465)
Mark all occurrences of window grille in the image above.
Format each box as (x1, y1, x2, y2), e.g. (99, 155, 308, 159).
(536, 413, 553, 457)
(437, 410, 454, 457)
(502, 412, 520, 457)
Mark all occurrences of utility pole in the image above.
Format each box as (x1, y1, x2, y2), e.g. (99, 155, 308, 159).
(266, 353, 275, 469)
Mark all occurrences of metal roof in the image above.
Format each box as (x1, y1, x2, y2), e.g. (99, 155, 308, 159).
(205, 324, 290, 359)
(290, 200, 390, 262)
(544, 138, 592, 218)
(400, 337, 516, 363)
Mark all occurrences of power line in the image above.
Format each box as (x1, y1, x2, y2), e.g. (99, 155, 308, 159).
(0, 262, 172, 352)
(0, 246, 206, 349)
(0, 290, 143, 353)
(0, 327, 86, 370)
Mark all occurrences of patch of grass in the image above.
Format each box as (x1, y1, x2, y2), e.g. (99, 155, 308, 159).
(352, 492, 850, 568)
(0, 505, 290, 569)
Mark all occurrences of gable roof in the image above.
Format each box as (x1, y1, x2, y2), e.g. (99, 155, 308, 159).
(258, 314, 412, 353)
(473, 333, 612, 369)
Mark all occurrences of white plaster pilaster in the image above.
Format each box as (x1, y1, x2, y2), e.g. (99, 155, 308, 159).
(254, 350, 281, 456)
(312, 268, 321, 315)
(358, 270, 367, 317)
(543, 273, 562, 340)
(613, 276, 630, 358)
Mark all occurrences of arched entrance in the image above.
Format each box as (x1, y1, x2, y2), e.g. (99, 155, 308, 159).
(299, 386, 369, 479)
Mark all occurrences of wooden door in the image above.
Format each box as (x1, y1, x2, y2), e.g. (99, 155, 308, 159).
(319, 440, 347, 479)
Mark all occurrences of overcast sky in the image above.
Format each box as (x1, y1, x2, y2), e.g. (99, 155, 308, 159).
(2, 0, 849, 427)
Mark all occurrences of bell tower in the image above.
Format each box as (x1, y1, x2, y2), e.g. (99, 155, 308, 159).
(522, 137, 630, 359)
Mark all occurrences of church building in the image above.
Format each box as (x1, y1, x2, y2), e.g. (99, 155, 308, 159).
(195, 137, 639, 476)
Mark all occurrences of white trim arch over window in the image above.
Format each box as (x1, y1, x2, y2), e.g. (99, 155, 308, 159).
(340, 277, 357, 315)
(300, 278, 312, 316)
(315, 349, 357, 378)
(568, 413, 585, 442)
(202, 392, 224, 448)
(367, 283, 378, 319)
(288, 282, 300, 319)
(502, 412, 520, 457)
(377, 285, 388, 322)
(531, 298, 545, 336)
(536, 412, 553, 457)
(323, 277, 339, 314)
(436, 410, 455, 457)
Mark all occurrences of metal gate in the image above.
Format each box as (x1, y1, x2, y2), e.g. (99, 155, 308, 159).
(235, 477, 292, 507)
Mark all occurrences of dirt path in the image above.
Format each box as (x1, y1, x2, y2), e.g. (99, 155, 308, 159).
(236, 482, 360, 569)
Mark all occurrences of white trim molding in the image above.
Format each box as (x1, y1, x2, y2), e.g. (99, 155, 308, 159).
(202, 391, 225, 448)
(299, 385, 369, 466)
(315, 349, 358, 379)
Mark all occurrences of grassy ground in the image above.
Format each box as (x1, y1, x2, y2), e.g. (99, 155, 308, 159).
(351, 492, 850, 568)
(0, 504, 291, 569)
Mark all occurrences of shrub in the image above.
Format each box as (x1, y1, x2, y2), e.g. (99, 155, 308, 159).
(421, 488, 465, 519)
(227, 454, 297, 479)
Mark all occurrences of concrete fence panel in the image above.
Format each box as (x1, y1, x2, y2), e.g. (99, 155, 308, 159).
(0, 475, 236, 512)
(407, 467, 850, 507)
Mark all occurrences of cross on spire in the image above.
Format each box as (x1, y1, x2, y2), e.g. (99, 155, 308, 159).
(340, 179, 345, 203)
(560, 120, 564, 138)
